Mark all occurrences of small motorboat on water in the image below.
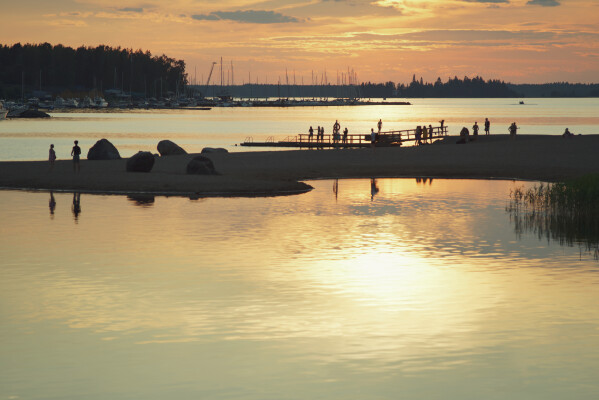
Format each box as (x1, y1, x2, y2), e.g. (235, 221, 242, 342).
(519, 100, 525, 104)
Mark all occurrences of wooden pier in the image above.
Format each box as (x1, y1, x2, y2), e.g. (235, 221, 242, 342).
(240, 126, 448, 148)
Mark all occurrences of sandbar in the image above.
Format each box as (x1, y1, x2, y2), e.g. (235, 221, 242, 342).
(1, 134, 598, 197)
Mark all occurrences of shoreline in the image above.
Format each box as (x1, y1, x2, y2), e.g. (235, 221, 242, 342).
(1, 134, 598, 197)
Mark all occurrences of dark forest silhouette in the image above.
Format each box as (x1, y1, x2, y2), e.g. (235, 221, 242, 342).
(0, 43, 187, 99)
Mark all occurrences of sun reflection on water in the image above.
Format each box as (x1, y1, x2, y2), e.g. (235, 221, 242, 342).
(1, 179, 599, 399)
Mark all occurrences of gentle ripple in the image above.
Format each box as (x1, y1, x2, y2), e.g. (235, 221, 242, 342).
(1, 179, 598, 399)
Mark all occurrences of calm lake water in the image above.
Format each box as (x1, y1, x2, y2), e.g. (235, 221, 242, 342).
(0, 98, 598, 161)
(1, 179, 598, 400)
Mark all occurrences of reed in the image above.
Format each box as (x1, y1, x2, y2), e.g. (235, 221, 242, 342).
(508, 174, 599, 257)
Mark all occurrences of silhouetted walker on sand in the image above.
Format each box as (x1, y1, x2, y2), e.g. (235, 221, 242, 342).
(484, 118, 490, 135)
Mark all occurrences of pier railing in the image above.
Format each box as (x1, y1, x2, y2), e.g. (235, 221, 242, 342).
(241, 126, 448, 148)
(296, 126, 448, 146)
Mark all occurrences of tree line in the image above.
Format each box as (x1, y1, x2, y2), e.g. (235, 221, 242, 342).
(0, 43, 187, 99)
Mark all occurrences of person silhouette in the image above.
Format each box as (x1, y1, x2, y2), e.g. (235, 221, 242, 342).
(509, 122, 518, 138)
(484, 118, 490, 135)
(371, 128, 376, 149)
(377, 119, 382, 133)
(71, 140, 81, 173)
(49, 144, 56, 171)
(309, 126, 314, 142)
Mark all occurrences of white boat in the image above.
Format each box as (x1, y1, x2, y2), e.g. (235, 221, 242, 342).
(64, 98, 79, 108)
(94, 97, 108, 108)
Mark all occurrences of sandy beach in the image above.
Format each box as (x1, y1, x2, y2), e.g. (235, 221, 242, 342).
(1, 134, 598, 196)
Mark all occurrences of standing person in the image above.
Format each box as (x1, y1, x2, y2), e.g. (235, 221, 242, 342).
(343, 127, 348, 144)
(309, 126, 314, 142)
(484, 118, 490, 135)
(377, 119, 382, 133)
(428, 124, 434, 143)
(371, 128, 376, 149)
(439, 119, 445, 134)
(422, 125, 428, 144)
(415, 126, 422, 145)
(316, 126, 321, 143)
(509, 122, 518, 138)
(320, 126, 325, 143)
(472, 122, 479, 139)
(49, 144, 56, 171)
(71, 140, 81, 173)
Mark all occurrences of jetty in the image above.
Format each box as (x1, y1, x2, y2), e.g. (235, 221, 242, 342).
(241, 126, 448, 148)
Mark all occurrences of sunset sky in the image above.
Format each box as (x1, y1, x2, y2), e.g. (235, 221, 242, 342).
(1, 0, 598, 84)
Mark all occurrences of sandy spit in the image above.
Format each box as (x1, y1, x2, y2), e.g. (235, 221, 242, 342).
(1, 135, 598, 197)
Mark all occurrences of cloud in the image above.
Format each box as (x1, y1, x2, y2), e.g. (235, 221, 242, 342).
(463, 0, 509, 3)
(118, 7, 144, 12)
(47, 19, 88, 27)
(191, 10, 300, 24)
(526, 0, 560, 6)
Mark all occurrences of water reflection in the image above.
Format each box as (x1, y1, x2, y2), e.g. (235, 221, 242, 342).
(72, 192, 81, 221)
(370, 178, 379, 201)
(3, 180, 599, 400)
(49, 191, 56, 218)
(415, 177, 433, 185)
(508, 202, 599, 259)
(127, 194, 155, 207)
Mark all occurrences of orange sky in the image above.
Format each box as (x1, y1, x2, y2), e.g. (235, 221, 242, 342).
(1, 0, 598, 83)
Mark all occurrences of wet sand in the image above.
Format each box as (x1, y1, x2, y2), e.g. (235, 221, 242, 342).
(1, 134, 598, 196)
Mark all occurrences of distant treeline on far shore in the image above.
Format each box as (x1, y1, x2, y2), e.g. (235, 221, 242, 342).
(1, 42, 598, 100)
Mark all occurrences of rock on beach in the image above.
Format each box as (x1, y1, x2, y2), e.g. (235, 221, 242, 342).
(126, 151, 155, 172)
(158, 140, 187, 156)
(87, 139, 121, 160)
(186, 155, 217, 175)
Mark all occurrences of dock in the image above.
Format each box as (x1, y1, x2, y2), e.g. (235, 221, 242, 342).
(241, 126, 448, 148)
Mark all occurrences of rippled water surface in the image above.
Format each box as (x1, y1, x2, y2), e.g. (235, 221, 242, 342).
(1, 179, 598, 400)
(0, 98, 597, 161)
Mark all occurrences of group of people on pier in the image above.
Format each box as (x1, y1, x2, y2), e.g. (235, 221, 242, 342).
(414, 124, 438, 145)
(309, 120, 351, 144)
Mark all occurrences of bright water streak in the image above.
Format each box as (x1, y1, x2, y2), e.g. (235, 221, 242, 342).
(0, 98, 598, 161)
(1, 179, 598, 400)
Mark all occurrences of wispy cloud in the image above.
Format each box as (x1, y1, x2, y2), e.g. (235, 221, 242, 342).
(527, 0, 560, 6)
(192, 10, 300, 24)
(118, 7, 144, 13)
(463, 0, 509, 3)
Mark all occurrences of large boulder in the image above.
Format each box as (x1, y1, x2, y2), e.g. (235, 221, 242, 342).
(201, 147, 228, 154)
(186, 155, 217, 175)
(87, 139, 121, 160)
(126, 151, 155, 172)
(157, 140, 187, 156)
